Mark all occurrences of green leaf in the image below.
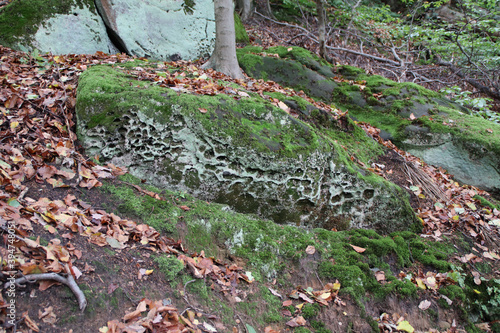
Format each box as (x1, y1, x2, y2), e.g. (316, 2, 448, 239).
(246, 324, 257, 333)
(7, 198, 20, 207)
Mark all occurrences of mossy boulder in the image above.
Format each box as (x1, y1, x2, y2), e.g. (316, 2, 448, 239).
(0, 0, 115, 54)
(238, 46, 500, 197)
(76, 63, 417, 233)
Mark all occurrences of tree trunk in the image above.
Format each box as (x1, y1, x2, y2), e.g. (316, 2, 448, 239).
(236, 0, 253, 22)
(315, 0, 327, 59)
(203, 0, 244, 79)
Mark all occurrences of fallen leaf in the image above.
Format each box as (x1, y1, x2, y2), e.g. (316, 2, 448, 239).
(375, 270, 385, 282)
(123, 300, 147, 321)
(232, 323, 250, 333)
(396, 320, 414, 333)
(415, 278, 426, 289)
(23, 312, 40, 332)
(350, 244, 366, 253)
(106, 237, 126, 249)
(305, 245, 316, 255)
(418, 300, 431, 310)
(108, 283, 119, 294)
(286, 316, 306, 327)
(38, 306, 57, 325)
(268, 287, 282, 299)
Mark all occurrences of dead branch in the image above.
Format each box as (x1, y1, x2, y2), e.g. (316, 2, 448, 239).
(3, 265, 87, 311)
(326, 45, 401, 66)
(436, 56, 500, 101)
(255, 11, 404, 66)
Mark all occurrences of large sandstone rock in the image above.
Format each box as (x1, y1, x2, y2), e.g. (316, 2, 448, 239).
(0, 0, 116, 55)
(0, 0, 215, 61)
(94, 0, 215, 60)
(238, 46, 500, 197)
(75, 63, 418, 234)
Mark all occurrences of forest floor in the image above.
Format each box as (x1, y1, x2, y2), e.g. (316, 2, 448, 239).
(0, 15, 499, 333)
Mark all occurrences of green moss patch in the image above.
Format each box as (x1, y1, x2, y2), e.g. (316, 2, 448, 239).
(234, 12, 249, 44)
(0, 0, 97, 48)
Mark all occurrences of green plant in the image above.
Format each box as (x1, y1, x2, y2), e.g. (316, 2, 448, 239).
(440, 86, 499, 123)
(20, 49, 53, 72)
(154, 255, 185, 281)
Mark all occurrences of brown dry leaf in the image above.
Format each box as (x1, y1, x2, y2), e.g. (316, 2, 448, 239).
(375, 270, 386, 282)
(305, 245, 316, 255)
(179, 205, 190, 211)
(39, 306, 57, 325)
(277, 101, 290, 113)
(123, 300, 147, 321)
(475, 323, 490, 331)
(265, 327, 280, 333)
(472, 271, 481, 285)
(38, 279, 61, 291)
(108, 283, 119, 294)
(283, 299, 293, 307)
(298, 292, 314, 303)
(286, 316, 306, 327)
(350, 244, 366, 253)
(23, 312, 40, 332)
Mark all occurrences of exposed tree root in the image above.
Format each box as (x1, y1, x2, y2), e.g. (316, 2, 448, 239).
(3, 265, 87, 311)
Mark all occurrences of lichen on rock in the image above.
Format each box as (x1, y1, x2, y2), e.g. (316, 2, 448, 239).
(76, 63, 417, 233)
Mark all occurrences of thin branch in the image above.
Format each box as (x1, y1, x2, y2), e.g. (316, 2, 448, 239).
(255, 10, 404, 66)
(436, 56, 500, 100)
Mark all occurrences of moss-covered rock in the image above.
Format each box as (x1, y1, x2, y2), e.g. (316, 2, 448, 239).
(76, 63, 417, 233)
(234, 12, 249, 44)
(237, 46, 500, 197)
(0, 0, 115, 54)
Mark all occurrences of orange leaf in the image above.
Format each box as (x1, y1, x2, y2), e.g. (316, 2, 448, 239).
(350, 244, 366, 253)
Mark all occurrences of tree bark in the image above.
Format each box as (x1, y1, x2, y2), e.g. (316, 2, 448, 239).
(315, 0, 327, 60)
(236, 0, 253, 22)
(203, 0, 244, 79)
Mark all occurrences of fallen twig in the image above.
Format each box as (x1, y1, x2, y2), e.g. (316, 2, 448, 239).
(404, 162, 448, 203)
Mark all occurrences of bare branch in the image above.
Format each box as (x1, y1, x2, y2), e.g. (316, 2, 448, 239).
(436, 56, 500, 100)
